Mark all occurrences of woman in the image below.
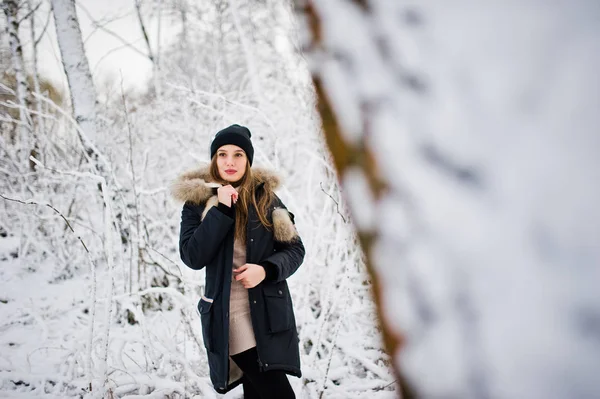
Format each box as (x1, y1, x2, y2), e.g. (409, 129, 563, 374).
(171, 124, 305, 398)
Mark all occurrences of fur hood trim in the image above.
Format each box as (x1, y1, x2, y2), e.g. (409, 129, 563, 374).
(170, 165, 281, 205)
(272, 208, 298, 243)
(171, 165, 298, 243)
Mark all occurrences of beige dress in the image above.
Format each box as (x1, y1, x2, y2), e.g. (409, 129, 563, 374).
(228, 239, 257, 355)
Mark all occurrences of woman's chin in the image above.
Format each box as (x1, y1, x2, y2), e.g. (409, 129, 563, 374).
(222, 175, 242, 184)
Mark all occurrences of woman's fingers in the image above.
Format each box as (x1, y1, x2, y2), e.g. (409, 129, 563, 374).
(217, 185, 239, 206)
(243, 280, 256, 289)
(223, 185, 239, 203)
(233, 264, 265, 289)
(234, 265, 248, 277)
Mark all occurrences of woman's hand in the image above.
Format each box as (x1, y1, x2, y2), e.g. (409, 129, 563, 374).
(217, 185, 238, 207)
(234, 263, 266, 289)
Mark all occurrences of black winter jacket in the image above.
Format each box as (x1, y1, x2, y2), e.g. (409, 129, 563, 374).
(171, 166, 305, 393)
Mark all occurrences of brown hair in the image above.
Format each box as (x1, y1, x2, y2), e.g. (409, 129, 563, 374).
(209, 156, 274, 242)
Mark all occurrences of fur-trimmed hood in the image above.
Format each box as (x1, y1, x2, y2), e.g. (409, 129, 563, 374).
(171, 165, 281, 205)
(171, 165, 298, 243)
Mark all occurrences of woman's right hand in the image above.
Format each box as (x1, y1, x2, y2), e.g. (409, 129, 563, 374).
(217, 185, 238, 207)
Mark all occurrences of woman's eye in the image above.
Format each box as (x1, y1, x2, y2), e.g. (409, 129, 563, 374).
(235, 153, 242, 157)
(218, 153, 225, 157)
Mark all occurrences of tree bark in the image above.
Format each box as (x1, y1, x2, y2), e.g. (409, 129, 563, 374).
(134, 0, 160, 96)
(51, 0, 98, 149)
(27, 0, 40, 170)
(2, 0, 32, 147)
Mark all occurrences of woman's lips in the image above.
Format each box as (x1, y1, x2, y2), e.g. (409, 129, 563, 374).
(225, 170, 237, 174)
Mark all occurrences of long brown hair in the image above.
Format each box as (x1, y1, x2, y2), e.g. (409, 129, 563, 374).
(209, 156, 274, 242)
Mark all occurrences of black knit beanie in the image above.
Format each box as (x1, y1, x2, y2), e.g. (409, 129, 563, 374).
(210, 124, 254, 166)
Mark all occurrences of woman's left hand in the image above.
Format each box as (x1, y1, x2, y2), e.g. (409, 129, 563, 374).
(234, 263, 266, 289)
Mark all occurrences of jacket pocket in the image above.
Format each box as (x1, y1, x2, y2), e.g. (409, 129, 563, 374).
(262, 283, 292, 333)
(197, 296, 214, 351)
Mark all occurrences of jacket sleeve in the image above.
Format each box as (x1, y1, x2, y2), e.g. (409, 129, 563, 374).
(260, 198, 306, 282)
(179, 202, 234, 270)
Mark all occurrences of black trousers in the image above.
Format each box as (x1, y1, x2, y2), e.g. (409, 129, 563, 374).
(230, 347, 295, 399)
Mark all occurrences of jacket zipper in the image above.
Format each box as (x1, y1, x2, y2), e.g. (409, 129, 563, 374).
(247, 205, 266, 372)
(224, 204, 235, 389)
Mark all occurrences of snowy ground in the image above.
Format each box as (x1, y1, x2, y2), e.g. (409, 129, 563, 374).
(0, 199, 396, 399)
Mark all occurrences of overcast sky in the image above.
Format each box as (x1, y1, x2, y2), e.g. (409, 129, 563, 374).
(35, 0, 177, 94)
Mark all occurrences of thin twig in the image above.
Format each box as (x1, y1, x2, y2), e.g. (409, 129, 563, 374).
(26, 155, 105, 391)
(141, 252, 181, 281)
(0, 82, 16, 96)
(121, 72, 141, 292)
(134, 0, 155, 63)
(34, 5, 52, 46)
(91, 39, 146, 78)
(374, 379, 398, 391)
(77, 1, 151, 61)
(17, 0, 42, 24)
(319, 288, 350, 399)
(319, 182, 346, 223)
(0, 193, 89, 253)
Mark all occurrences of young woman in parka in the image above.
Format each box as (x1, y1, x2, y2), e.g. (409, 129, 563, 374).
(171, 124, 305, 398)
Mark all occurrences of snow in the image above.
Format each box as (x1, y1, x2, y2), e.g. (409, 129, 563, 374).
(7, 0, 597, 397)
(1, 1, 394, 398)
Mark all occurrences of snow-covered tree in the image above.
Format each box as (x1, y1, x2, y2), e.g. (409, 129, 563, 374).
(0, 1, 397, 398)
(1, 0, 31, 144)
(51, 0, 98, 149)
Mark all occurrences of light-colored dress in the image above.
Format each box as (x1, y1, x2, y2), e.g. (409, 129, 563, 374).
(228, 239, 257, 355)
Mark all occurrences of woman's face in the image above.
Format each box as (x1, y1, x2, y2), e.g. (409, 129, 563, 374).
(216, 144, 247, 183)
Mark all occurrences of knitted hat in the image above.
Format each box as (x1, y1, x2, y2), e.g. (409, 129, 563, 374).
(210, 124, 254, 166)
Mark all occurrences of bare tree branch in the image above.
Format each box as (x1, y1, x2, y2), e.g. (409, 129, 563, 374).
(77, 1, 152, 62)
(34, 5, 52, 46)
(17, 0, 41, 24)
(0, 193, 90, 253)
(134, 0, 154, 63)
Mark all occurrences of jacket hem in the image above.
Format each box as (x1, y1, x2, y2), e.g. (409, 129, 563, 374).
(214, 376, 244, 394)
(212, 366, 301, 394)
(263, 364, 302, 378)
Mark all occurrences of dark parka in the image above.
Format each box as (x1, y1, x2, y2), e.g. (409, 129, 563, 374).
(171, 166, 305, 394)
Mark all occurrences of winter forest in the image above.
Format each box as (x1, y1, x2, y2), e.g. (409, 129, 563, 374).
(1, 0, 599, 398)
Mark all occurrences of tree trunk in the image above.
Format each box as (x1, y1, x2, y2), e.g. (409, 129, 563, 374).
(296, 2, 600, 399)
(134, 0, 160, 97)
(51, 0, 98, 149)
(178, 0, 187, 49)
(27, 0, 40, 170)
(2, 0, 32, 148)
